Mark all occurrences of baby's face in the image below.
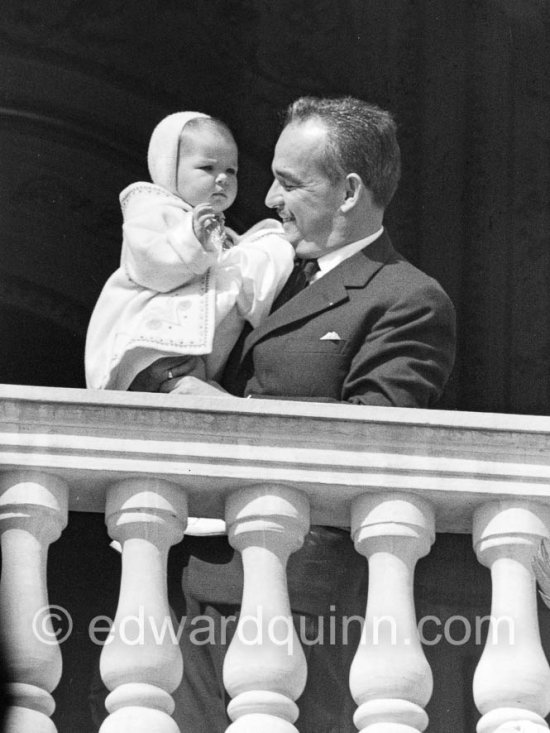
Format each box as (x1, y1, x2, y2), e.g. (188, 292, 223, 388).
(176, 127, 238, 213)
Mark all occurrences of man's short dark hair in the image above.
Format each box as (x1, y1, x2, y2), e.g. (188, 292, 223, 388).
(284, 96, 401, 209)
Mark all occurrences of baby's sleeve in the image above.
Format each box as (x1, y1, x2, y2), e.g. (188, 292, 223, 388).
(225, 220, 294, 327)
(120, 183, 218, 293)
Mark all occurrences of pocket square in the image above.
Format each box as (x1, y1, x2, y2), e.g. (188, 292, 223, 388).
(320, 331, 341, 341)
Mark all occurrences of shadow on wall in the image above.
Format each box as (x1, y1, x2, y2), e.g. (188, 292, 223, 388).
(0, 303, 85, 388)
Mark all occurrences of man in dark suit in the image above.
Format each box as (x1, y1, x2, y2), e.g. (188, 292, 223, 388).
(133, 96, 455, 405)
(131, 96, 456, 732)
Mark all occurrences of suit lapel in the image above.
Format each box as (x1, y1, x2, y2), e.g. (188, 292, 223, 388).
(242, 231, 396, 359)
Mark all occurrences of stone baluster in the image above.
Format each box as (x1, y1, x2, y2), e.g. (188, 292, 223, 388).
(0, 471, 69, 733)
(473, 501, 550, 733)
(350, 492, 435, 733)
(223, 485, 310, 733)
(99, 478, 187, 733)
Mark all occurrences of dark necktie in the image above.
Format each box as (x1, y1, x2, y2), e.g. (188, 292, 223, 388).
(271, 258, 320, 312)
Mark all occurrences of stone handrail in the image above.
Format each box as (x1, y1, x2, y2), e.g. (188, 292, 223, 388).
(1, 384, 550, 732)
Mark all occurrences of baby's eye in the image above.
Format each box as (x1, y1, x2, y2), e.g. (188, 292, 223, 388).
(199, 165, 213, 171)
(227, 168, 237, 176)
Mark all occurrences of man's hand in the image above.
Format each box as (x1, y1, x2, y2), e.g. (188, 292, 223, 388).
(192, 203, 225, 252)
(129, 356, 207, 393)
(168, 376, 228, 396)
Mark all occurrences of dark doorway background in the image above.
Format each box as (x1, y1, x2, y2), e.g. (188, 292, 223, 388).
(1, 1, 549, 731)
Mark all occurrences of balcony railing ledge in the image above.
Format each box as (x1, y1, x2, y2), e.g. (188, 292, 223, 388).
(1, 383, 550, 533)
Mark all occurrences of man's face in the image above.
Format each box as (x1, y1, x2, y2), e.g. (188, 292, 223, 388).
(265, 120, 346, 258)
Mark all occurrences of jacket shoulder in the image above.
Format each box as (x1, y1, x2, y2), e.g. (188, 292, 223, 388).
(372, 245, 453, 303)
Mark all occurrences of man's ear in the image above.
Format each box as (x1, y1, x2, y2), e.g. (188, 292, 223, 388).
(341, 173, 363, 212)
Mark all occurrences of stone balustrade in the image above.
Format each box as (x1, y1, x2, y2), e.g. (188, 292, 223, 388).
(1, 384, 550, 732)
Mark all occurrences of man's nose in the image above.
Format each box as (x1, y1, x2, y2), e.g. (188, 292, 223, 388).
(265, 179, 282, 208)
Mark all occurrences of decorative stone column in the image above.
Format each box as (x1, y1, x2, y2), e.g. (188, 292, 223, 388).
(473, 501, 550, 733)
(223, 485, 310, 733)
(350, 492, 435, 733)
(0, 471, 69, 733)
(99, 478, 187, 733)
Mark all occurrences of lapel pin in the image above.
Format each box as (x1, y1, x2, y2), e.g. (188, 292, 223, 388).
(320, 331, 341, 341)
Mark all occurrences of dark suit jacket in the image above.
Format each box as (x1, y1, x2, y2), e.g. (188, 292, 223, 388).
(186, 232, 456, 614)
(223, 231, 455, 405)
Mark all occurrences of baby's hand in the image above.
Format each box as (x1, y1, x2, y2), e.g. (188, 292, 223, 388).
(193, 203, 225, 253)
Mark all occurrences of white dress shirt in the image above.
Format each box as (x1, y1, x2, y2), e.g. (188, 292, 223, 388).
(311, 226, 384, 282)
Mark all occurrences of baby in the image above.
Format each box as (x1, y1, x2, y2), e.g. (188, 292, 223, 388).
(85, 111, 294, 391)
